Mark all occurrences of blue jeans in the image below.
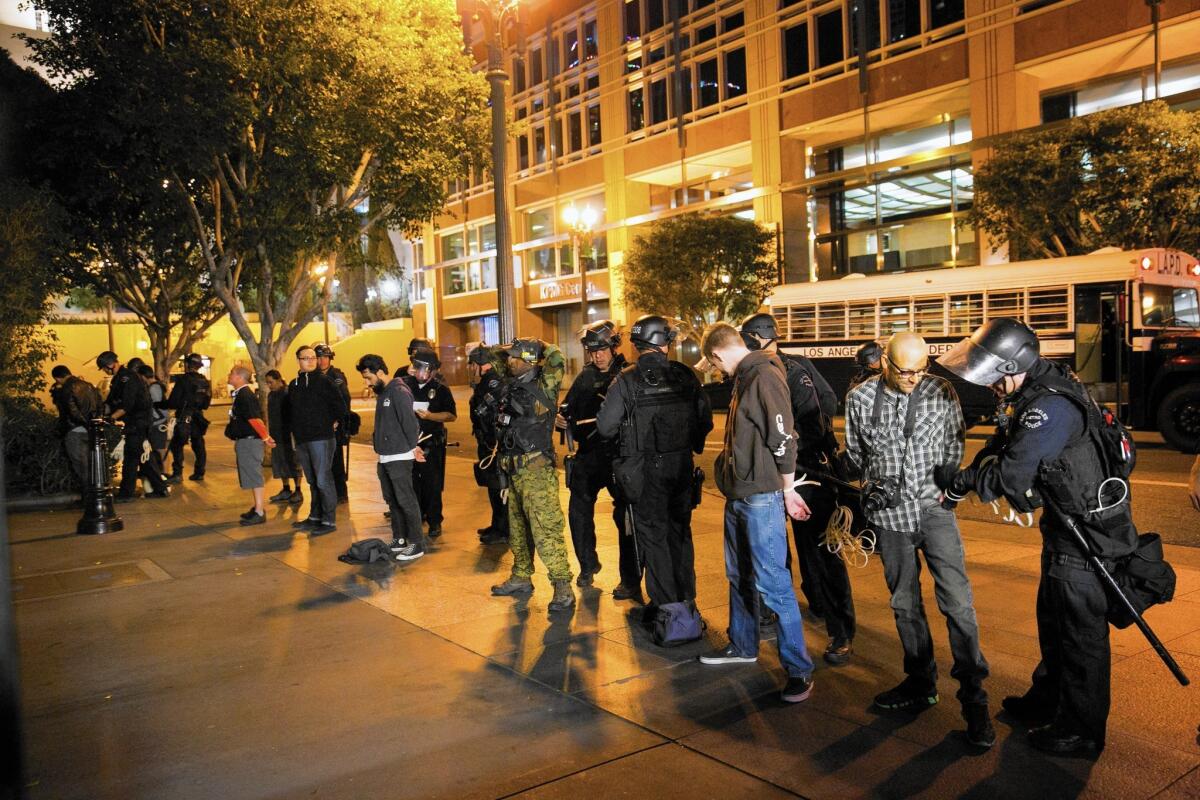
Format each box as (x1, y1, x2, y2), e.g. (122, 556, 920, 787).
(724, 491, 814, 679)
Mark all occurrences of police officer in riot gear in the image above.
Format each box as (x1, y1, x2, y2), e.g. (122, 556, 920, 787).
(396, 337, 436, 379)
(849, 341, 884, 391)
(166, 353, 212, 482)
(739, 313, 856, 665)
(559, 320, 638, 591)
(597, 316, 713, 641)
(467, 343, 508, 545)
(98, 351, 170, 501)
(403, 348, 456, 539)
(314, 343, 352, 503)
(936, 317, 1139, 756)
(490, 338, 575, 612)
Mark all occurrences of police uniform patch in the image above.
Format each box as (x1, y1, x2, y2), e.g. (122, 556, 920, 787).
(428, 388, 436, 400)
(1020, 407, 1049, 429)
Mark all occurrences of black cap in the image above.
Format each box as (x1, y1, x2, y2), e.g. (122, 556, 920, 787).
(580, 320, 620, 351)
(504, 338, 545, 363)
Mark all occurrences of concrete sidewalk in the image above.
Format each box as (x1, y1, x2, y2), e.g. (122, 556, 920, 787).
(7, 435, 1200, 799)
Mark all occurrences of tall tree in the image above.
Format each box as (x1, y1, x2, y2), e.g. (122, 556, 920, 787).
(622, 212, 778, 334)
(969, 101, 1200, 260)
(27, 0, 490, 382)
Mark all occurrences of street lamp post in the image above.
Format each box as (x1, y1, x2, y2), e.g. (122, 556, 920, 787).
(477, 0, 521, 345)
(562, 203, 598, 325)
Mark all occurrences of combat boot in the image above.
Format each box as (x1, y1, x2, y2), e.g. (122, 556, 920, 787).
(548, 580, 576, 611)
(491, 576, 534, 596)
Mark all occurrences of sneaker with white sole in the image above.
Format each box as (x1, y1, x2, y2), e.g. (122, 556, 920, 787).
(699, 644, 758, 665)
(392, 539, 425, 562)
(781, 675, 814, 703)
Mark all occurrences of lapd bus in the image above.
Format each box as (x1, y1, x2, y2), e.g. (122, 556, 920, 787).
(768, 248, 1200, 451)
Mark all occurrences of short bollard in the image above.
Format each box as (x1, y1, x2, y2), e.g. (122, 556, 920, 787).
(76, 418, 123, 536)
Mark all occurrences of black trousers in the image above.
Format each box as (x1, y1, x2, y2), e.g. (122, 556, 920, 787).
(414, 444, 447, 528)
(790, 484, 856, 641)
(1025, 549, 1112, 745)
(378, 460, 422, 544)
(475, 441, 508, 534)
(119, 427, 167, 497)
(168, 415, 207, 477)
(331, 436, 348, 499)
(628, 452, 695, 607)
(567, 448, 639, 585)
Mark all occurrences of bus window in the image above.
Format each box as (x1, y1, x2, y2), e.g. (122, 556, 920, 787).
(948, 292, 983, 334)
(848, 300, 876, 336)
(1142, 286, 1200, 327)
(1027, 286, 1071, 332)
(913, 295, 945, 334)
(818, 302, 848, 338)
(880, 298, 911, 335)
(985, 289, 1023, 321)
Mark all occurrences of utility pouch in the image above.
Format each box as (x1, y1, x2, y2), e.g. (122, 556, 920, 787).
(612, 454, 644, 503)
(1106, 532, 1176, 629)
(564, 454, 576, 489)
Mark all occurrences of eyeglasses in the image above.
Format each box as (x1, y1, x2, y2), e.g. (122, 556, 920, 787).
(298, 356, 317, 362)
(895, 368, 926, 379)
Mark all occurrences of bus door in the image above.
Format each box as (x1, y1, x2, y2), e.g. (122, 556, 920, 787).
(1073, 283, 1125, 407)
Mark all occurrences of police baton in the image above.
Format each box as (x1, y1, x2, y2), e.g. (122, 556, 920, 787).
(1061, 514, 1189, 687)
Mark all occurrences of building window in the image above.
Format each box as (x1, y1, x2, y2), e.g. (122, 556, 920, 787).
(928, 0, 965, 30)
(584, 20, 598, 60)
(564, 29, 580, 69)
(724, 48, 747, 99)
(517, 134, 529, 171)
(677, 66, 693, 114)
(568, 112, 583, 152)
(513, 57, 526, 93)
(628, 86, 645, 131)
(783, 23, 809, 79)
(888, 0, 920, 43)
(587, 104, 602, 146)
(850, 0, 880, 56)
(530, 47, 544, 85)
(534, 126, 547, 165)
(1041, 92, 1074, 123)
(625, 0, 641, 41)
(816, 10, 843, 69)
(647, 0, 665, 32)
(650, 78, 669, 124)
(697, 23, 717, 43)
(698, 58, 719, 107)
(722, 12, 744, 32)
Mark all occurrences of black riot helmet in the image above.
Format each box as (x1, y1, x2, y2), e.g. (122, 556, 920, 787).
(938, 317, 1040, 386)
(739, 312, 778, 351)
(408, 337, 435, 356)
(580, 319, 621, 352)
(855, 341, 883, 369)
(183, 353, 205, 370)
(410, 348, 441, 371)
(466, 341, 491, 366)
(312, 343, 334, 359)
(96, 351, 119, 370)
(504, 337, 545, 364)
(628, 315, 676, 350)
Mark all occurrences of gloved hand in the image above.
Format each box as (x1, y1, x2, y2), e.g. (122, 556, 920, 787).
(939, 495, 958, 511)
(933, 463, 959, 492)
(836, 450, 861, 481)
(933, 463, 975, 500)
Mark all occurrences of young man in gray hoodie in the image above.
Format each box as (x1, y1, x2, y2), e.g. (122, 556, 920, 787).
(699, 322, 815, 703)
(357, 354, 426, 561)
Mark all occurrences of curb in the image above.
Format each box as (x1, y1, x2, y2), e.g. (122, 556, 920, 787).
(5, 493, 79, 512)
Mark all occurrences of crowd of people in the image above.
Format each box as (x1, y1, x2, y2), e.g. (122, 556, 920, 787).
(49, 313, 1200, 760)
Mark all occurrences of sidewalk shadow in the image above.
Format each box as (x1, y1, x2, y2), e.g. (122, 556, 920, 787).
(955, 734, 1091, 800)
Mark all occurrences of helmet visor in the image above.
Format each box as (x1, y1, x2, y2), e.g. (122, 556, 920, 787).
(937, 338, 1008, 386)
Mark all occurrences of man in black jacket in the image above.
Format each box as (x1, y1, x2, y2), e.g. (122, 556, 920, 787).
(359, 354, 426, 561)
(166, 353, 212, 482)
(559, 320, 637, 592)
(51, 365, 102, 487)
(315, 343, 352, 503)
(286, 345, 346, 535)
(264, 370, 303, 506)
(403, 348, 456, 539)
(98, 351, 169, 501)
(466, 342, 508, 545)
(596, 316, 713, 642)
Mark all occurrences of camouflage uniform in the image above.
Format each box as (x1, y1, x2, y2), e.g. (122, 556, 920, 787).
(497, 342, 572, 583)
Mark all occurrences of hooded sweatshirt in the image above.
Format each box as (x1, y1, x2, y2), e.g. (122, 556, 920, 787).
(714, 349, 797, 500)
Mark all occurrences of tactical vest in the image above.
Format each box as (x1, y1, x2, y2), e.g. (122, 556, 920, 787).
(569, 357, 624, 454)
(1009, 363, 1137, 557)
(497, 372, 556, 463)
(618, 360, 697, 457)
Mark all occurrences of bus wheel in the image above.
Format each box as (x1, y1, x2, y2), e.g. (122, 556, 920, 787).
(1158, 384, 1200, 453)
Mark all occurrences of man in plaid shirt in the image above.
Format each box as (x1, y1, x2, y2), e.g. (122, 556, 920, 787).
(845, 331, 994, 749)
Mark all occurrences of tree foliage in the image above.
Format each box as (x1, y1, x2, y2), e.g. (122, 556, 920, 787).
(969, 101, 1200, 259)
(26, 0, 490, 379)
(622, 213, 778, 333)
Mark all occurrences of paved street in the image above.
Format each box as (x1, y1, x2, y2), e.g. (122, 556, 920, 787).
(7, 394, 1200, 799)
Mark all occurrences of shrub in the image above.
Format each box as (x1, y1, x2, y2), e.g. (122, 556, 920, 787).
(2, 401, 77, 497)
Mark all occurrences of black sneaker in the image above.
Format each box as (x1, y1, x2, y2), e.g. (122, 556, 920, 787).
(873, 678, 939, 711)
(310, 522, 337, 536)
(781, 675, 814, 703)
(292, 518, 320, 530)
(269, 489, 293, 503)
(240, 512, 266, 527)
(114, 494, 136, 504)
(287, 490, 304, 506)
(612, 583, 644, 603)
(699, 644, 758, 665)
(240, 508, 259, 520)
(188, 473, 204, 481)
(964, 704, 996, 748)
(427, 527, 442, 540)
(392, 540, 425, 562)
(823, 637, 853, 666)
